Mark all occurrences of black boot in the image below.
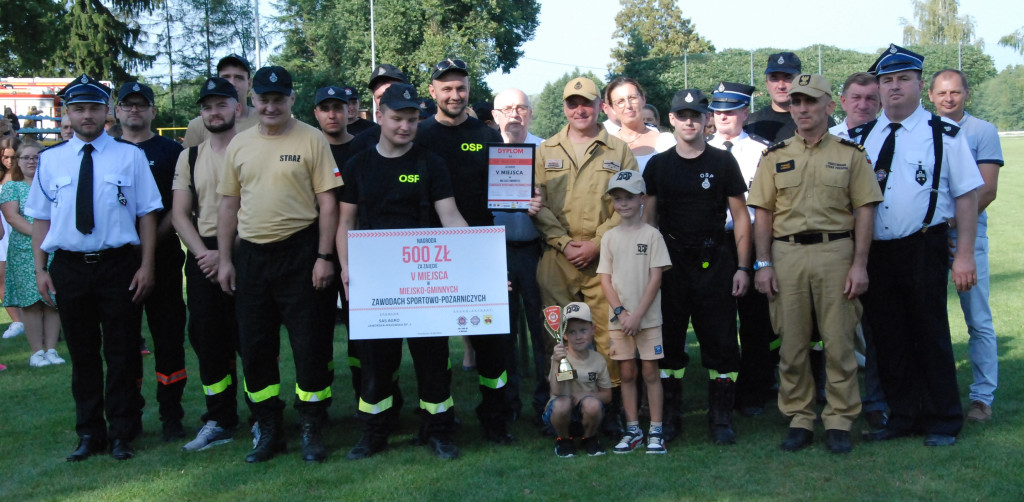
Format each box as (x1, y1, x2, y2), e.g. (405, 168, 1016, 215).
(661, 378, 683, 442)
(708, 378, 737, 445)
(300, 412, 327, 463)
(246, 412, 286, 463)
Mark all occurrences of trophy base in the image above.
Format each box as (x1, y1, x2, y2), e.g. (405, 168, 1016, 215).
(556, 370, 577, 382)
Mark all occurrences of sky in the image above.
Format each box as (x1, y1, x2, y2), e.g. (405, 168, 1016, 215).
(483, 0, 1024, 96)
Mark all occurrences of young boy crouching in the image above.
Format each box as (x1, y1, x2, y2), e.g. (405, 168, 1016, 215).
(542, 302, 612, 457)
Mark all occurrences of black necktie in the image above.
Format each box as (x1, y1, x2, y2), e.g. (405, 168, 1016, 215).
(76, 143, 95, 234)
(873, 123, 900, 191)
(723, 141, 733, 153)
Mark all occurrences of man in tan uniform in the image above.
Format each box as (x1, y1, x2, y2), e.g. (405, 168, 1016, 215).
(217, 66, 342, 464)
(529, 76, 638, 434)
(747, 74, 882, 454)
(171, 77, 249, 452)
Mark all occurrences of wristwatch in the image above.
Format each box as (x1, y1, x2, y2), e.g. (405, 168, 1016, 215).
(611, 306, 626, 323)
(317, 253, 335, 261)
(753, 260, 773, 271)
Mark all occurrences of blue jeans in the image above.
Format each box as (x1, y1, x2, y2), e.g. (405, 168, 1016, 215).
(950, 212, 997, 406)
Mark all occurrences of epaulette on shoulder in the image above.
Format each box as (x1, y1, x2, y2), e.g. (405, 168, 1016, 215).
(929, 115, 960, 138)
(114, 137, 144, 149)
(39, 140, 68, 153)
(748, 133, 770, 146)
(837, 137, 865, 151)
(761, 140, 786, 157)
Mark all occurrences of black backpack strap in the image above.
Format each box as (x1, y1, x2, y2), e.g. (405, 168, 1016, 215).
(850, 119, 877, 146)
(188, 146, 199, 224)
(922, 114, 947, 231)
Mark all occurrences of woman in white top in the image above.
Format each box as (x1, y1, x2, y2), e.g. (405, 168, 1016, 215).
(605, 77, 675, 173)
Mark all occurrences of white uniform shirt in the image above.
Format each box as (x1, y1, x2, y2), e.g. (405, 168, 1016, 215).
(828, 121, 854, 140)
(861, 105, 983, 241)
(25, 132, 163, 252)
(708, 131, 766, 229)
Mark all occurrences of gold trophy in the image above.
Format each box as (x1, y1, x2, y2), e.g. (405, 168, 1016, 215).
(543, 305, 577, 381)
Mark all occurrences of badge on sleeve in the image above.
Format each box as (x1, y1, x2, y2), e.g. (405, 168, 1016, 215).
(776, 160, 795, 173)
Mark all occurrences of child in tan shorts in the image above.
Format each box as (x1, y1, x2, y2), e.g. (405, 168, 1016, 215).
(598, 171, 672, 454)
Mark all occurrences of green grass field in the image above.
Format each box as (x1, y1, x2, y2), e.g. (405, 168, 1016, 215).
(2, 138, 1023, 501)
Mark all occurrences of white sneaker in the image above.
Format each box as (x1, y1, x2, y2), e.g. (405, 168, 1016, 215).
(29, 350, 51, 367)
(44, 349, 66, 365)
(2, 322, 24, 339)
(183, 421, 233, 451)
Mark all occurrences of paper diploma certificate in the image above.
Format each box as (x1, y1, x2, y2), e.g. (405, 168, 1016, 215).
(348, 226, 510, 340)
(487, 143, 535, 210)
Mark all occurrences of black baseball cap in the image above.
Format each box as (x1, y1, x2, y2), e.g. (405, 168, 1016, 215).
(314, 86, 346, 106)
(379, 83, 419, 111)
(341, 85, 360, 102)
(61, 74, 111, 105)
(252, 66, 293, 95)
(765, 52, 802, 75)
(418, 98, 436, 119)
(367, 64, 408, 90)
(430, 58, 469, 81)
(117, 82, 155, 105)
(217, 54, 252, 75)
(197, 77, 238, 103)
(669, 89, 710, 114)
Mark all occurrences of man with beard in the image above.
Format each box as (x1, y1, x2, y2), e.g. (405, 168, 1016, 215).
(415, 58, 513, 444)
(171, 77, 247, 451)
(183, 54, 258, 147)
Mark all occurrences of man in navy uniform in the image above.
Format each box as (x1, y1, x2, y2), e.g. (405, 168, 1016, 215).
(28, 75, 163, 461)
(855, 44, 982, 447)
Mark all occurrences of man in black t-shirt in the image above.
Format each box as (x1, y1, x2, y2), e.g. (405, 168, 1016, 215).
(745, 52, 801, 143)
(115, 82, 189, 443)
(415, 58, 514, 445)
(348, 64, 410, 152)
(341, 85, 374, 135)
(746, 52, 836, 143)
(338, 83, 468, 461)
(642, 90, 751, 445)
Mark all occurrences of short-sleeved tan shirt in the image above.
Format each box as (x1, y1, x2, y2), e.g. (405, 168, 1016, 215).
(218, 121, 342, 243)
(747, 133, 883, 237)
(172, 141, 225, 238)
(548, 348, 612, 401)
(597, 223, 672, 329)
(533, 125, 639, 252)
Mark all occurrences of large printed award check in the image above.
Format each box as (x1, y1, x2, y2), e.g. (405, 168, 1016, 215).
(348, 226, 510, 340)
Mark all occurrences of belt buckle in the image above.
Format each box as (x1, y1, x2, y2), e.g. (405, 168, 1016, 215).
(83, 252, 101, 264)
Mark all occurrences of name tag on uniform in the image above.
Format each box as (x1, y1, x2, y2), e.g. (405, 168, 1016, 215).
(602, 161, 621, 172)
(825, 162, 848, 170)
(776, 160, 795, 173)
(546, 159, 563, 170)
